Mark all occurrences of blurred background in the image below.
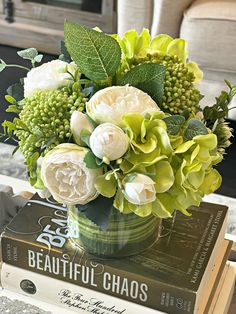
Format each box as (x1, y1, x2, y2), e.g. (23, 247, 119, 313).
(0, 0, 236, 196)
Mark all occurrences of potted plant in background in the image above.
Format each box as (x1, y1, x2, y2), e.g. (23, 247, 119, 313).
(1, 22, 235, 258)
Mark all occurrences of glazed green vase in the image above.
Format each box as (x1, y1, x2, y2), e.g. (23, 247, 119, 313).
(67, 205, 162, 258)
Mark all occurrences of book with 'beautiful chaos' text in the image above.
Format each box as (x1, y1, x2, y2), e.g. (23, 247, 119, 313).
(0, 195, 229, 313)
(0, 240, 232, 314)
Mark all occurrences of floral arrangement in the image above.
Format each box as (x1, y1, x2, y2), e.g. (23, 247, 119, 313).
(1, 22, 235, 228)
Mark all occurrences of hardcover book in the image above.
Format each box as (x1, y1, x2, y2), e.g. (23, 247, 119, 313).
(1, 196, 228, 313)
(0, 240, 232, 314)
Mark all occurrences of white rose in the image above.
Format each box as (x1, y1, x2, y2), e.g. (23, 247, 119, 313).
(124, 173, 156, 205)
(86, 85, 159, 126)
(70, 111, 94, 145)
(90, 123, 129, 161)
(41, 143, 102, 205)
(24, 60, 76, 98)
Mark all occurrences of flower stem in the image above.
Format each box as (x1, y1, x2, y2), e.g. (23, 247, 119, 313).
(7, 64, 30, 71)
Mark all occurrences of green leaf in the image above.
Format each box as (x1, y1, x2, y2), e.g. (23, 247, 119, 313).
(95, 172, 117, 198)
(59, 41, 72, 63)
(5, 95, 17, 104)
(0, 62, 6, 72)
(76, 195, 114, 230)
(7, 82, 24, 101)
(34, 54, 43, 63)
(164, 115, 185, 135)
(17, 48, 38, 60)
(117, 63, 166, 104)
(84, 151, 103, 169)
(64, 21, 121, 80)
(6, 105, 20, 113)
(80, 128, 91, 147)
(184, 119, 208, 140)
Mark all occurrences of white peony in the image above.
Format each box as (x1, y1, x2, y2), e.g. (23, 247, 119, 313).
(90, 123, 129, 161)
(70, 111, 94, 145)
(24, 60, 77, 98)
(86, 85, 159, 126)
(41, 143, 102, 205)
(124, 173, 156, 205)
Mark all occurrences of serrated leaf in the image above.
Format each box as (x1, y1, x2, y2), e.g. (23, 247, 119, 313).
(164, 115, 185, 135)
(17, 48, 38, 60)
(84, 151, 102, 169)
(64, 21, 121, 80)
(5, 95, 17, 104)
(184, 119, 208, 140)
(76, 195, 114, 230)
(7, 82, 24, 101)
(34, 54, 43, 63)
(117, 63, 166, 105)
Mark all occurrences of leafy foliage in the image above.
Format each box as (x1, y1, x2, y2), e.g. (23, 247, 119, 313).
(184, 119, 208, 140)
(17, 48, 43, 67)
(59, 41, 72, 63)
(64, 21, 121, 81)
(117, 63, 166, 104)
(7, 82, 24, 102)
(163, 115, 185, 135)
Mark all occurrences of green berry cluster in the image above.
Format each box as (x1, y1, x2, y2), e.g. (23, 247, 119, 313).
(15, 85, 87, 159)
(135, 53, 201, 114)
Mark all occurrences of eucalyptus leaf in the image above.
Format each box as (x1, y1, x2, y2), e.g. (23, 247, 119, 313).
(64, 21, 121, 80)
(34, 54, 43, 63)
(76, 195, 114, 230)
(164, 115, 185, 135)
(17, 48, 38, 60)
(7, 82, 24, 101)
(0, 63, 6, 72)
(184, 119, 208, 140)
(117, 63, 166, 105)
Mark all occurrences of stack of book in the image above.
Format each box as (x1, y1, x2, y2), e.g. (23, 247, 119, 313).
(0, 195, 235, 314)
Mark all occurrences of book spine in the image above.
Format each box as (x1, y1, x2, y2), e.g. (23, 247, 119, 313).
(1, 263, 162, 314)
(1, 236, 196, 314)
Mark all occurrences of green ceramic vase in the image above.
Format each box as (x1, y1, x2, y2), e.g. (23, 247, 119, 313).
(67, 205, 162, 258)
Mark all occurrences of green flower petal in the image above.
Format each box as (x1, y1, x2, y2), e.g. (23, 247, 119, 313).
(154, 161, 174, 193)
(186, 61, 203, 84)
(152, 197, 172, 218)
(200, 169, 222, 194)
(194, 134, 217, 150)
(187, 170, 205, 190)
(166, 38, 188, 63)
(129, 202, 153, 217)
(150, 34, 173, 53)
(135, 28, 151, 57)
(121, 150, 166, 173)
(175, 140, 195, 154)
(154, 126, 173, 155)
